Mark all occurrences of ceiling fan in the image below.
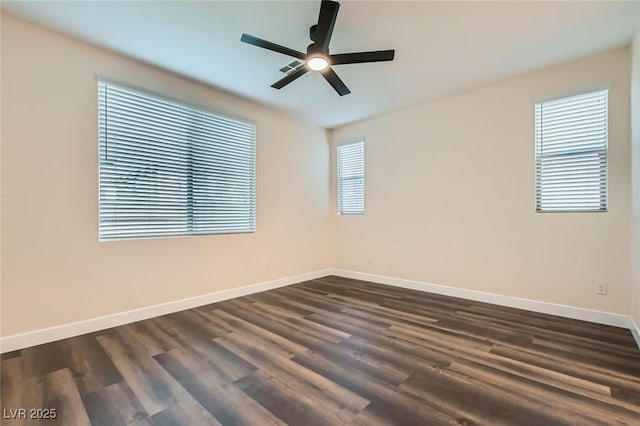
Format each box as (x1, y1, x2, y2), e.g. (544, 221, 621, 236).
(240, 0, 395, 96)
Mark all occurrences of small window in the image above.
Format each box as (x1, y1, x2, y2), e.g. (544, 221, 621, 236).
(337, 140, 365, 215)
(98, 80, 256, 240)
(535, 89, 608, 212)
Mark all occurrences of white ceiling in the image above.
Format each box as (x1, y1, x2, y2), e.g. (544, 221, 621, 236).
(3, 1, 639, 128)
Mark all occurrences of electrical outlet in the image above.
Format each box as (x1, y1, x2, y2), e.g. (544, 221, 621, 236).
(265, 262, 272, 271)
(389, 261, 395, 270)
(367, 257, 373, 266)
(595, 282, 607, 295)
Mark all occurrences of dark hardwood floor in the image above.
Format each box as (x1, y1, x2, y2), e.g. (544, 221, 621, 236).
(2, 275, 640, 425)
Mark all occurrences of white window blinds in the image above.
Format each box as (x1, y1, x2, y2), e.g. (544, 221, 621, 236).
(98, 80, 256, 240)
(337, 141, 365, 215)
(535, 89, 608, 212)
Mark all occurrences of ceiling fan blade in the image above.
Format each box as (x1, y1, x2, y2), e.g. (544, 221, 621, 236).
(322, 67, 350, 96)
(330, 50, 395, 65)
(314, 0, 339, 52)
(241, 33, 306, 60)
(271, 67, 309, 89)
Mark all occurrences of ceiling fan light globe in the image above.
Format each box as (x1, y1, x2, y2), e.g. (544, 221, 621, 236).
(307, 56, 329, 71)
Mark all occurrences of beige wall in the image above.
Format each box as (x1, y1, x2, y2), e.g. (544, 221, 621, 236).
(0, 15, 332, 336)
(331, 48, 631, 315)
(632, 23, 640, 326)
(1, 12, 636, 338)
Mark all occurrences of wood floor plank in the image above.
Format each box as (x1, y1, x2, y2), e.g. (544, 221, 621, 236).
(62, 333, 123, 395)
(341, 334, 453, 373)
(164, 309, 233, 341)
(151, 398, 222, 426)
(384, 323, 627, 404)
(455, 309, 640, 362)
(247, 300, 351, 342)
(425, 359, 608, 425)
(16, 368, 91, 426)
(348, 407, 395, 426)
(120, 320, 180, 357)
(292, 349, 455, 425)
(44, 368, 92, 426)
(2, 275, 639, 425)
(209, 307, 308, 356)
(234, 369, 356, 425)
(400, 370, 575, 426)
(20, 341, 68, 380)
(96, 329, 191, 416)
(214, 330, 370, 413)
(448, 360, 640, 425)
(216, 299, 348, 351)
(153, 347, 286, 426)
(489, 343, 640, 389)
(1, 357, 25, 426)
(155, 315, 257, 383)
(82, 382, 153, 426)
(532, 334, 640, 362)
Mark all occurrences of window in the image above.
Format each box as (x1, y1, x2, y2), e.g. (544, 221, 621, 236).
(535, 89, 608, 212)
(98, 80, 256, 240)
(337, 140, 365, 215)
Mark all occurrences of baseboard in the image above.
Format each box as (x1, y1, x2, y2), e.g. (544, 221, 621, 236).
(0, 269, 331, 353)
(629, 317, 640, 350)
(3, 268, 636, 353)
(330, 268, 631, 329)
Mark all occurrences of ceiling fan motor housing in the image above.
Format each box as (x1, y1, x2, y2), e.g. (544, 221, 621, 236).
(309, 24, 318, 42)
(307, 42, 326, 56)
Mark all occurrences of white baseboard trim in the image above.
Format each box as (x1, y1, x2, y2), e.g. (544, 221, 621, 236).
(330, 268, 631, 329)
(629, 317, 640, 350)
(0, 269, 331, 354)
(3, 268, 637, 353)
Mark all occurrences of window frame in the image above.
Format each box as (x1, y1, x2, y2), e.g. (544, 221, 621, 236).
(337, 139, 365, 215)
(97, 78, 257, 241)
(534, 88, 609, 213)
